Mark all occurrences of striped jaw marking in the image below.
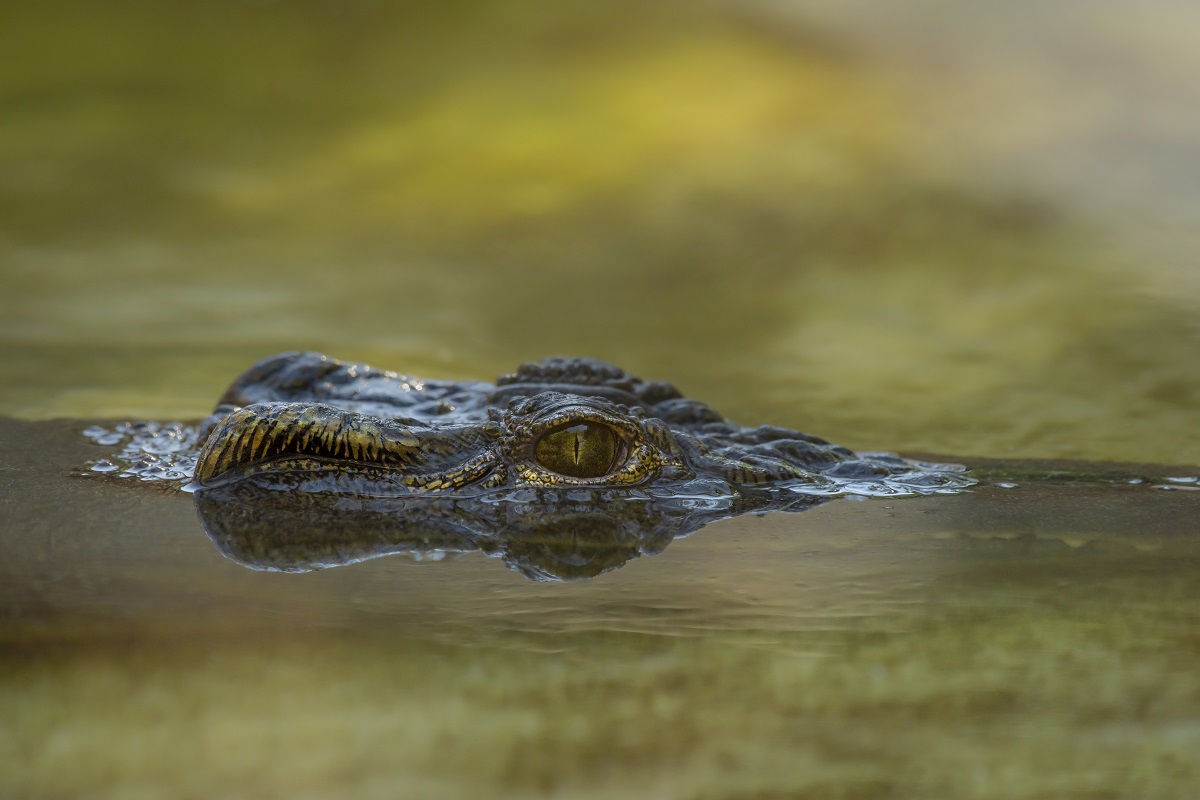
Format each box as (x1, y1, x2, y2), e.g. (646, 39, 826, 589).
(193, 402, 502, 493)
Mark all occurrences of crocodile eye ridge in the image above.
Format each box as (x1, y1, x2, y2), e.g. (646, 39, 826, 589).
(534, 421, 623, 479)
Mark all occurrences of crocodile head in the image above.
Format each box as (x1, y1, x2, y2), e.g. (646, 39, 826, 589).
(194, 391, 697, 495)
(192, 352, 954, 499)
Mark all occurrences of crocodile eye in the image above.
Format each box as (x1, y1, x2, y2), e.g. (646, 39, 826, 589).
(534, 421, 621, 479)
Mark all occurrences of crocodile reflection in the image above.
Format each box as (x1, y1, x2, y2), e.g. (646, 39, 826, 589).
(194, 482, 832, 581)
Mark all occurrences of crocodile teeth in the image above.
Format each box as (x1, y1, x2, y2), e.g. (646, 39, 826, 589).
(193, 402, 423, 485)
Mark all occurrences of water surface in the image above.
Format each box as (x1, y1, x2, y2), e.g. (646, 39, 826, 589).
(4, 418, 1200, 798)
(3, 1, 1200, 797)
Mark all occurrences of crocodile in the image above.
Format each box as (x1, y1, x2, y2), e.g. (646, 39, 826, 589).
(191, 351, 968, 498)
(87, 351, 973, 580)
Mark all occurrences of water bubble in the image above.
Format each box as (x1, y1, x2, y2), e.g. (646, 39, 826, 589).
(82, 421, 202, 486)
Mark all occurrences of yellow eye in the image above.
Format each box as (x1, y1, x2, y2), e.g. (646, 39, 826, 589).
(534, 422, 621, 479)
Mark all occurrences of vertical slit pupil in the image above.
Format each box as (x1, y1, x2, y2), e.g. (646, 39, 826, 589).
(535, 421, 620, 479)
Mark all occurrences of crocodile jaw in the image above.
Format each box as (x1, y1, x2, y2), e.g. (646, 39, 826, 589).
(193, 402, 503, 493)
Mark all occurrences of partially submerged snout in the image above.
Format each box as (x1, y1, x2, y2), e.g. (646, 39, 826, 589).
(193, 402, 502, 492)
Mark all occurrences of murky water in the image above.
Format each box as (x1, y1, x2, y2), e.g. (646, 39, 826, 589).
(3, 0, 1200, 797)
(4, 418, 1200, 798)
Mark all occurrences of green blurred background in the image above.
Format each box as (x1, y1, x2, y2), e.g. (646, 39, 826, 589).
(2, 0, 1198, 463)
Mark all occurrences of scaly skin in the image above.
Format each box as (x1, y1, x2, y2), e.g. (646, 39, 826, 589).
(193, 352, 938, 497)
